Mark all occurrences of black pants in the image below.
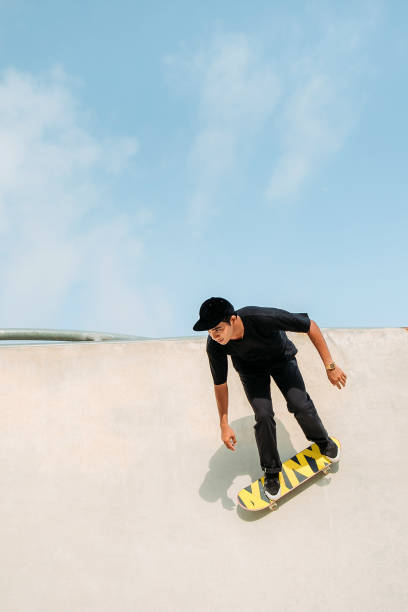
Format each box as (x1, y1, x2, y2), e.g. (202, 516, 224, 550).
(238, 357, 330, 475)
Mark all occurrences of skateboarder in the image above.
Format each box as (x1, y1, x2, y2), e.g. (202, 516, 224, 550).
(193, 297, 347, 501)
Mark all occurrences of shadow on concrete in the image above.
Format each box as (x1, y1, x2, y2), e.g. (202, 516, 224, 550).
(198, 415, 298, 511)
(199, 414, 341, 520)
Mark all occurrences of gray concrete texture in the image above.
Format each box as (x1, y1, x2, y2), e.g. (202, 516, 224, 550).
(0, 328, 407, 611)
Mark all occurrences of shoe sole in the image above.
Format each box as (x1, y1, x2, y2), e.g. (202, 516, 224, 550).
(323, 440, 341, 463)
(264, 487, 281, 501)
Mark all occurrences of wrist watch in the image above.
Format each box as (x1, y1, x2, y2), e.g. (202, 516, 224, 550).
(326, 362, 336, 371)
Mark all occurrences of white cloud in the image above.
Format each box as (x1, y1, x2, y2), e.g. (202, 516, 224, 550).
(266, 74, 350, 200)
(167, 34, 281, 225)
(266, 8, 381, 201)
(0, 68, 169, 336)
(167, 7, 381, 213)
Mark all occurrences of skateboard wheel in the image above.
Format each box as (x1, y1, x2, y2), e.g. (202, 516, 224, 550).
(323, 467, 330, 475)
(268, 502, 278, 511)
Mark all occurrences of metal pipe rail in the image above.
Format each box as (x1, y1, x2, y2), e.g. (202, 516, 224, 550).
(0, 329, 149, 342)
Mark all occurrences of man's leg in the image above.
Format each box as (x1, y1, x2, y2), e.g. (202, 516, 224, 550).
(270, 358, 331, 452)
(238, 370, 282, 475)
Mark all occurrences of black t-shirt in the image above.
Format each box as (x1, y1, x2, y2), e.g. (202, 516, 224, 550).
(206, 306, 311, 384)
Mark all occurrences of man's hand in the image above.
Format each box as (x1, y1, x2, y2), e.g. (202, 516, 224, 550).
(327, 366, 347, 390)
(221, 424, 237, 450)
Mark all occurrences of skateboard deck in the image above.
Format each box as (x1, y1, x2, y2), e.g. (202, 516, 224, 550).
(236, 437, 341, 512)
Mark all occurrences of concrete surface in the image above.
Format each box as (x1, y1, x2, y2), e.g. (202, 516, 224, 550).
(0, 328, 407, 611)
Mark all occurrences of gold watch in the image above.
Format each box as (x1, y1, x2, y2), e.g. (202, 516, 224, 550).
(326, 362, 336, 371)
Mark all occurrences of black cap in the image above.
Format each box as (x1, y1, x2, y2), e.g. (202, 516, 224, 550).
(193, 297, 235, 331)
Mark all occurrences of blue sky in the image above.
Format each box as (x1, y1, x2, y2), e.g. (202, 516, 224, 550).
(0, 0, 406, 337)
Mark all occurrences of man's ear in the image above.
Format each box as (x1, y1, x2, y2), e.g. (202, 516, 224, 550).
(230, 315, 237, 324)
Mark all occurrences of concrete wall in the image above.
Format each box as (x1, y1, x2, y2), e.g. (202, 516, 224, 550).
(0, 329, 407, 611)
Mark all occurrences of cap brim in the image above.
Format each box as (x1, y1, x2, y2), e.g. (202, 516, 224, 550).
(193, 317, 223, 331)
(193, 320, 209, 331)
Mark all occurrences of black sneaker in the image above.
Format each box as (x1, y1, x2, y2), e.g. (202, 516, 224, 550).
(264, 473, 281, 501)
(321, 438, 340, 463)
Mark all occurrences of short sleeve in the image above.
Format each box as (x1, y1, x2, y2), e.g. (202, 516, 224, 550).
(251, 308, 311, 333)
(206, 336, 228, 385)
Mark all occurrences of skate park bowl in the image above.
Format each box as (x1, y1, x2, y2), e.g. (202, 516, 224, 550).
(1, 328, 407, 611)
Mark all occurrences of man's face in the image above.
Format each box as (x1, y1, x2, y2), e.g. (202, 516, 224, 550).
(208, 317, 234, 344)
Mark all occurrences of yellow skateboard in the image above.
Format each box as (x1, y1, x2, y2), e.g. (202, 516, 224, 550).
(236, 437, 341, 512)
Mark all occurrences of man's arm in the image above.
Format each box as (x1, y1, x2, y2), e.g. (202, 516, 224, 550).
(214, 383, 236, 450)
(307, 320, 347, 390)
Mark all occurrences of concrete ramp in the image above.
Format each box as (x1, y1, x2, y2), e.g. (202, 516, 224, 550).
(1, 329, 407, 611)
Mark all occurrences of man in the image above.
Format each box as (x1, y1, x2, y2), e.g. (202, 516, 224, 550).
(193, 297, 347, 501)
